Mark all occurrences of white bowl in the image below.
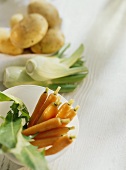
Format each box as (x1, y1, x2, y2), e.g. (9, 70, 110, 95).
(0, 85, 79, 165)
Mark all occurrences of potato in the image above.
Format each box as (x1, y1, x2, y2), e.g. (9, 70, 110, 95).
(31, 28, 65, 54)
(30, 41, 42, 54)
(10, 13, 48, 48)
(0, 28, 23, 55)
(10, 13, 24, 28)
(28, 0, 62, 28)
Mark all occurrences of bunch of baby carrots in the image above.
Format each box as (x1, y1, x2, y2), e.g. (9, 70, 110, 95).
(22, 86, 79, 156)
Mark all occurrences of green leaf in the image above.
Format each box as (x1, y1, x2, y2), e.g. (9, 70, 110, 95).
(0, 144, 3, 154)
(0, 118, 22, 148)
(10, 103, 20, 121)
(19, 104, 30, 123)
(0, 100, 22, 149)
(0, 92, 12, 102)
(70, 59, 85, 68)
(11, 129, 49, 170)
(0, 93, 48, 170)
(0, 92, 30, 122)
(51, 73, 88, 84)
(20, 110, 30, 123)
(57, 43, 71, 58)
(0, 115, 5, 120)
(48, 84, 77, 93)
(0, 91, 24, 107)
(6, 110, 14, 122)
(61, 44, 84, 67)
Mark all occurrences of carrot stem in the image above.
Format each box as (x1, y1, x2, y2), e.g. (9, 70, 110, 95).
(54, 86, 61, 95)
(61, 118, 70, 124)
(68, 99, 74, 105)
(74, 105, 80, 111)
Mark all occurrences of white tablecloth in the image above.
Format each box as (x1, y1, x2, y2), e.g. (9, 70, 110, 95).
(1, 0, 126, 170)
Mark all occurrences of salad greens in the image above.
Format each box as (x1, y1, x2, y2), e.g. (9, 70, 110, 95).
(3, 44, 88, 93)
(0, 91, 49, 170)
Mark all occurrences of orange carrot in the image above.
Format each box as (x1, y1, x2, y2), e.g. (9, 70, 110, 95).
(22, 118, 70, 136)
(31, 137, 60, 148)
(37, 97, 61, 123)
(45, 135, 75, 155)
(66, 105, 80, 120)
(56, 99, 74, 119)
(34, 126, 75, 139)
(28, 87, 49, 127)
(36, 86, 61, 124)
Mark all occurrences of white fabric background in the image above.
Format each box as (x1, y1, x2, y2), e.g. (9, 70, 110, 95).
(0, 0, 126, 170)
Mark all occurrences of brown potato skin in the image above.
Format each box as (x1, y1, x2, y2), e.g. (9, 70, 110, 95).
(0, 28, 23, 55)
(10, 13, 24, 28)
(30, 41, 42, 54)
(10, 13, 48, 48)
(28, 0, 62, 28)
(31, 28, 65, 54)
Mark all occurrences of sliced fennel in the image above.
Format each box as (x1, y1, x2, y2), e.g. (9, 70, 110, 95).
(26, 44, 87, 81)
(3, 67, 87, 93)
(26, 57, 87, 81)
(56, 43, 71, 58)
(3, 66, 34, 88)
(26, 56, 68, 81)
(3, 44, 88, 93)
(60, 44, 84, 67)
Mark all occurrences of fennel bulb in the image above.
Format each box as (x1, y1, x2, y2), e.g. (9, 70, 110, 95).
(26, 44, 88, 81)
(3, 44, 88, 93)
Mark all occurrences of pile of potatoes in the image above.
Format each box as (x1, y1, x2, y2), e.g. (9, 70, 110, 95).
(0, 0, 65, 55)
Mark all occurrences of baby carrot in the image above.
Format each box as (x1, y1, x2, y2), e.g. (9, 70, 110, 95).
(56, 99, 74, 119)
(34, 126, 75, 139)
(22, 118, 70, 136)
(31, 137, 60, 148)
(36, 86, 61, 124)
(45, 135, 75, 156)
(37, 97, 61, 123)
(28, 87, 49, 127)
(66, 105, 80, 120)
